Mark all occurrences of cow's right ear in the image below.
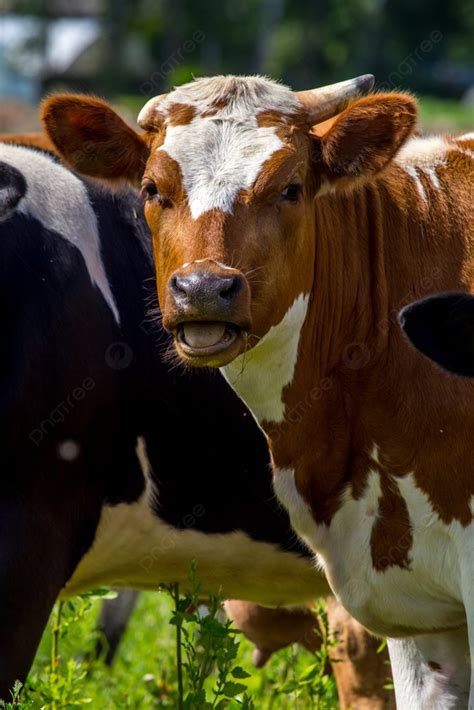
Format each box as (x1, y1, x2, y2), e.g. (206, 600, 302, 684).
(41, 95, 149, 182)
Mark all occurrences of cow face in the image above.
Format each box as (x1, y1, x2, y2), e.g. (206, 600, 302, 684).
(42, 77, 417, 368)
(141, 89, 317, 366)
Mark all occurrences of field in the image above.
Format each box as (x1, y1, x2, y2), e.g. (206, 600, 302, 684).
(9, 588, 342, 709)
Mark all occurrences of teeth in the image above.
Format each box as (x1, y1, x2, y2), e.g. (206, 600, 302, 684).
(182, 322, 227, 349)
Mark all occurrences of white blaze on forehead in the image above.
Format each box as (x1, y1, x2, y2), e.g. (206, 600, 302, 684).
(0, 143, 120, 323)
(140, 75, 300, 220)
(160, 120, 285, 219)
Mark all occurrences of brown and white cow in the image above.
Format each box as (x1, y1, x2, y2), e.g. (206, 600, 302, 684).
(42, 77, 474, 708)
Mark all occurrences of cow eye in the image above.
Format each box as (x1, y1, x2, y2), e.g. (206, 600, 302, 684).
(280, 183, 301, 203)
(140, 178, 160, 202)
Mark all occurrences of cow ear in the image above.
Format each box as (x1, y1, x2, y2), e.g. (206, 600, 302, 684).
(400, 293, 474, 377)
(41, 94, 149, 182)
(313, 94, 417, 184)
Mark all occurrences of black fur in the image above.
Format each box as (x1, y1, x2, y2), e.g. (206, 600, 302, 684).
(0, 148, 307, 696)
(400, 293, 474, 377)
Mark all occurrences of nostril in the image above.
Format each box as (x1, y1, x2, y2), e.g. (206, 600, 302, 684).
(170, 275, 189, 297)
(219, 276, 241, 300)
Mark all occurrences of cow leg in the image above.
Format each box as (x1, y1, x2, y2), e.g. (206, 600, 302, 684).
(387, 627, 470, 710)
(0, 498, 95, 700)
(96, 590, 140, 664)
(326, 596, 395, 709)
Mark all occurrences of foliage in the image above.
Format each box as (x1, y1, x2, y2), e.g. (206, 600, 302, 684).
(4, 571, 338, 709)
(7, 0, 474, 98)
(163, 562, 254, 709)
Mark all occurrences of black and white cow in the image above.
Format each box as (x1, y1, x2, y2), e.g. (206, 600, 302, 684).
(400, 293, 474, 377)
(0, 142, 325, 697)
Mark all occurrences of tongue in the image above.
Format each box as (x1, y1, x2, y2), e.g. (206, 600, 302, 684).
(182, 322, 227, 348)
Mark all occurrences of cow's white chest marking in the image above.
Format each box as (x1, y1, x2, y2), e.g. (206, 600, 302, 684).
(221, 293, 309, 424)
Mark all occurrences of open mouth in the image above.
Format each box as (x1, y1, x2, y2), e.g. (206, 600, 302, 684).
(176, 321, 242, 358)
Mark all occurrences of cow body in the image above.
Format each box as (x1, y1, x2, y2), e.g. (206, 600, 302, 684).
(1, 142, 396, 710)
(43, 77, 474, 707)
(0, 142, 323, 696)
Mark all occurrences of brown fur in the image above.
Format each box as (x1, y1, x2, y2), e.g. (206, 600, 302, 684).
(166, 103, 197, 126)
(41, 90, 474, 541)
(42, 95, 148, 181)
(0, 132, 56, 153)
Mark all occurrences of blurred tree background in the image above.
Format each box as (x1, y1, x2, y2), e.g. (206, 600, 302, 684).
(0, 0, 473, 131)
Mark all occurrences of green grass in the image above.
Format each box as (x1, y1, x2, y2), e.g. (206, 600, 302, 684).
(417, 96, 473, 133)
(15, 591, 338, 709)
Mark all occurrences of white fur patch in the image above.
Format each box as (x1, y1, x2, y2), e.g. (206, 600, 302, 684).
(395, 132, 474, 196)
(388, 628, 471, 709)
(0, 143, 120, 323)
(370, 444, 381, 465)
(140, 75, 299, 125)
(425, 166, 441, 191)
(396, 136, 449, 169)
(64, 438, 326, 606)
(271, 465, 466, 637)
(221, 293, 309, 423)
(273, 468, 319, 553)
(404, 165, 428, 204)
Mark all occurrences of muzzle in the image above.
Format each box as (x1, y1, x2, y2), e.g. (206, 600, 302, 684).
(164, 259, 252, 366)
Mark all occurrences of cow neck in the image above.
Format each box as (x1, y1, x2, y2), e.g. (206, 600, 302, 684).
(225, 164, 474, 528)
(266, 180, 391, 521)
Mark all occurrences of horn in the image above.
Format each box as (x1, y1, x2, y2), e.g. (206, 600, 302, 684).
(137, 94, 169, 131)
(296, 74, 375, 124)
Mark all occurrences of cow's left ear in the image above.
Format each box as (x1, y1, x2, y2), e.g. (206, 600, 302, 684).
(313, 94, 417, 183)
(41, 94, 150, 183)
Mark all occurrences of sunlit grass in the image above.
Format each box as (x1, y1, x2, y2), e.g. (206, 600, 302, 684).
(20, 592, 338, 709)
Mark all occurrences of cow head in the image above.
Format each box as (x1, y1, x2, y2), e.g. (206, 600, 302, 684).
(43, 76, 417, 367)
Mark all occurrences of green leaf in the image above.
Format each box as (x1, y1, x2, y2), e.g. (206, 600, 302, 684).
(222, 682, 247, 698)
(298, 663, 319, 681)
(231, 667, 251, 679)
